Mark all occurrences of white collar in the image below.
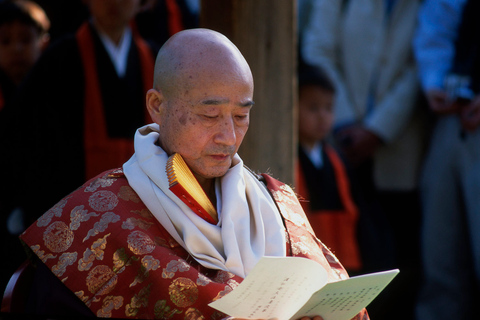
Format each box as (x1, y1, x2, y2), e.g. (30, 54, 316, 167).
(123, 124, 286, 277)
(304, 141, 323, 169)
(97, 26, 132, 77)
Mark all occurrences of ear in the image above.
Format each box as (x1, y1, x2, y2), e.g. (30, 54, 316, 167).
(146, 89, 166, 124)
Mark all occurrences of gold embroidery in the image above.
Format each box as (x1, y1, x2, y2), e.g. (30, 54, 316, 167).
(37, 197, 69, 227)
(122, 217, 154, 230)
(155, 236, 181, 249)
(30, 244, 57, 263)
(168, 277, 198, 308)
(86, 265, 118, 295)
(52, 252, 77, 277)
(97, 296, 124, 318)
(162, 259, 190, 279)
(212, 286, 233, 302)
(118, 185, 140, 203)
(132, 208, 154, 219)
(213, 271, 235, 284)
(43, 221, 74, 252)
(154, 300, 182, 319)
(196, 274, 211, 286)
(85, 175, 116, 193)
(83, 212, 120, 242)
(142, 255, 160, 271)
(112, 247, 138, 273)
(127, 230, 155, 255)
(69, 205, 99, 230)
(78, 234, 110, 271)
(125, 283, 151, 317)
(185, 307, 205, 320)
(75, 290, 90, 304)
(88, 190, 119, 212)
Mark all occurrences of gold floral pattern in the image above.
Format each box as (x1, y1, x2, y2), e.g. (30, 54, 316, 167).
(97, 295, 124, 317)
(122, 217, 154, 230)
(37, 197, 69, 227)
(185, 307, 205, 320)
(85, 174, 116, 193)
(70, 205, 100, 231)
(78, 234, 110, 271)
(83, 212, 120, 242)
(86, 265, 118, 295)
(43, 221, 74, 252)
(88, 190, 119, 212)
(20, 169, 368, 320)
(125, 283, 151, 317)
(168, 277, 198, 308)
(118, 185, 141, 203)
(127, 230, 155, 255)
(154, 300, 182, 319)
(52, 252, 77, 277)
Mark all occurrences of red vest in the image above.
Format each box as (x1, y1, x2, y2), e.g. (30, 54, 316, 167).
(75, 23, 154, 180)
(20, 169, 368, 319)
(295, 144, 362, 271)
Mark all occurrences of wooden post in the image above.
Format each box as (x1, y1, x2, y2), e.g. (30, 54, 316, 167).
(200, 0, 297, 185)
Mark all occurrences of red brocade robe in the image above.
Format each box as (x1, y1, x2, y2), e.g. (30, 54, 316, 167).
(20, 169, 369, 320)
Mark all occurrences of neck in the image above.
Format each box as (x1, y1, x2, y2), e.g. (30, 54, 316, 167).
(300, 139, 318, 152)
(92, 18, 126, 45)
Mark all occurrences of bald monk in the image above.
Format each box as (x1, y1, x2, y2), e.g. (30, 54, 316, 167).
(19, 28, 369, 320)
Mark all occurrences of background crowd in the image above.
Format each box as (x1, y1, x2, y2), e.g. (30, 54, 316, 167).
(0, 0, 478, 319)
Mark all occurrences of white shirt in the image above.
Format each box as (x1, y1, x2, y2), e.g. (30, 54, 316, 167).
(97, 27, 132, 78)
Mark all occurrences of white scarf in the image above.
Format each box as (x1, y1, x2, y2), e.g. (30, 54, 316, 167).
(123, 124, 286, 277)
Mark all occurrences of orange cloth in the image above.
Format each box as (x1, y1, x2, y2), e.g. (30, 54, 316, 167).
(295, 144, 362, 271)
(75, 22, 154, 180)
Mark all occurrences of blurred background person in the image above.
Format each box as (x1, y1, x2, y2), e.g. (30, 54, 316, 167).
(414, 0, 480, 319)
(301, 1, 428, 319)
(0, 0, 195, 291)
(0, 0, 49, 111)
(0, 0, 50, 295)
(295, 63, 364, 275)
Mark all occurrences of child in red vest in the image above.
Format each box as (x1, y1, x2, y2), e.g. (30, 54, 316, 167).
(295, 64, 363, 272)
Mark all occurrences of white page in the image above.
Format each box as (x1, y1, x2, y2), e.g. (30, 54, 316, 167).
(208, 256, 328, 320)
(209, 256, 399, 320)
(292, 269, 399, 320)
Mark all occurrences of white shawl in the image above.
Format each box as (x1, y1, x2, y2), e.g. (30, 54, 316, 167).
(123, 124, 286, 277)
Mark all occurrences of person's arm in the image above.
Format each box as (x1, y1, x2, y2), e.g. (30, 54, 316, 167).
(413, 0, 468, 112)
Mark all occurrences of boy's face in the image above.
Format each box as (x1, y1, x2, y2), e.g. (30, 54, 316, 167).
(298, 85, 335, 147)
(0, 21, 43, 84)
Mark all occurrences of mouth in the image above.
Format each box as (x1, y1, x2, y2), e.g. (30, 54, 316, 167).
(210, 154, 231, 162)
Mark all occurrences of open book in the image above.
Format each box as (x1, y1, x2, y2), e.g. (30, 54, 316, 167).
(209, 256, 399, 320)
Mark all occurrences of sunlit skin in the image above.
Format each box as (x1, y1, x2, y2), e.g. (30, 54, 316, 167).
(84, 0, 141, 44)
(147, 29, 254, 204)
(298, 85, 335, 150)
(0, 21, 45, 85)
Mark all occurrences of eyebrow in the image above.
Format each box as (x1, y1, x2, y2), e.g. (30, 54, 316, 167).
(201, 99, 255, 107)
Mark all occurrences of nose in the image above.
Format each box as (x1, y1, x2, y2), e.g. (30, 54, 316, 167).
(214, 116, 236, 146)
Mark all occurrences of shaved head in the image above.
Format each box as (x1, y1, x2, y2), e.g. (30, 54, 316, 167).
(146, 28, 254, 189)
(152, 28, 253, 99)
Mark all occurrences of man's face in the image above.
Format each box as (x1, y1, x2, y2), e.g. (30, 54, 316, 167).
(156, 71, 254, 182)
